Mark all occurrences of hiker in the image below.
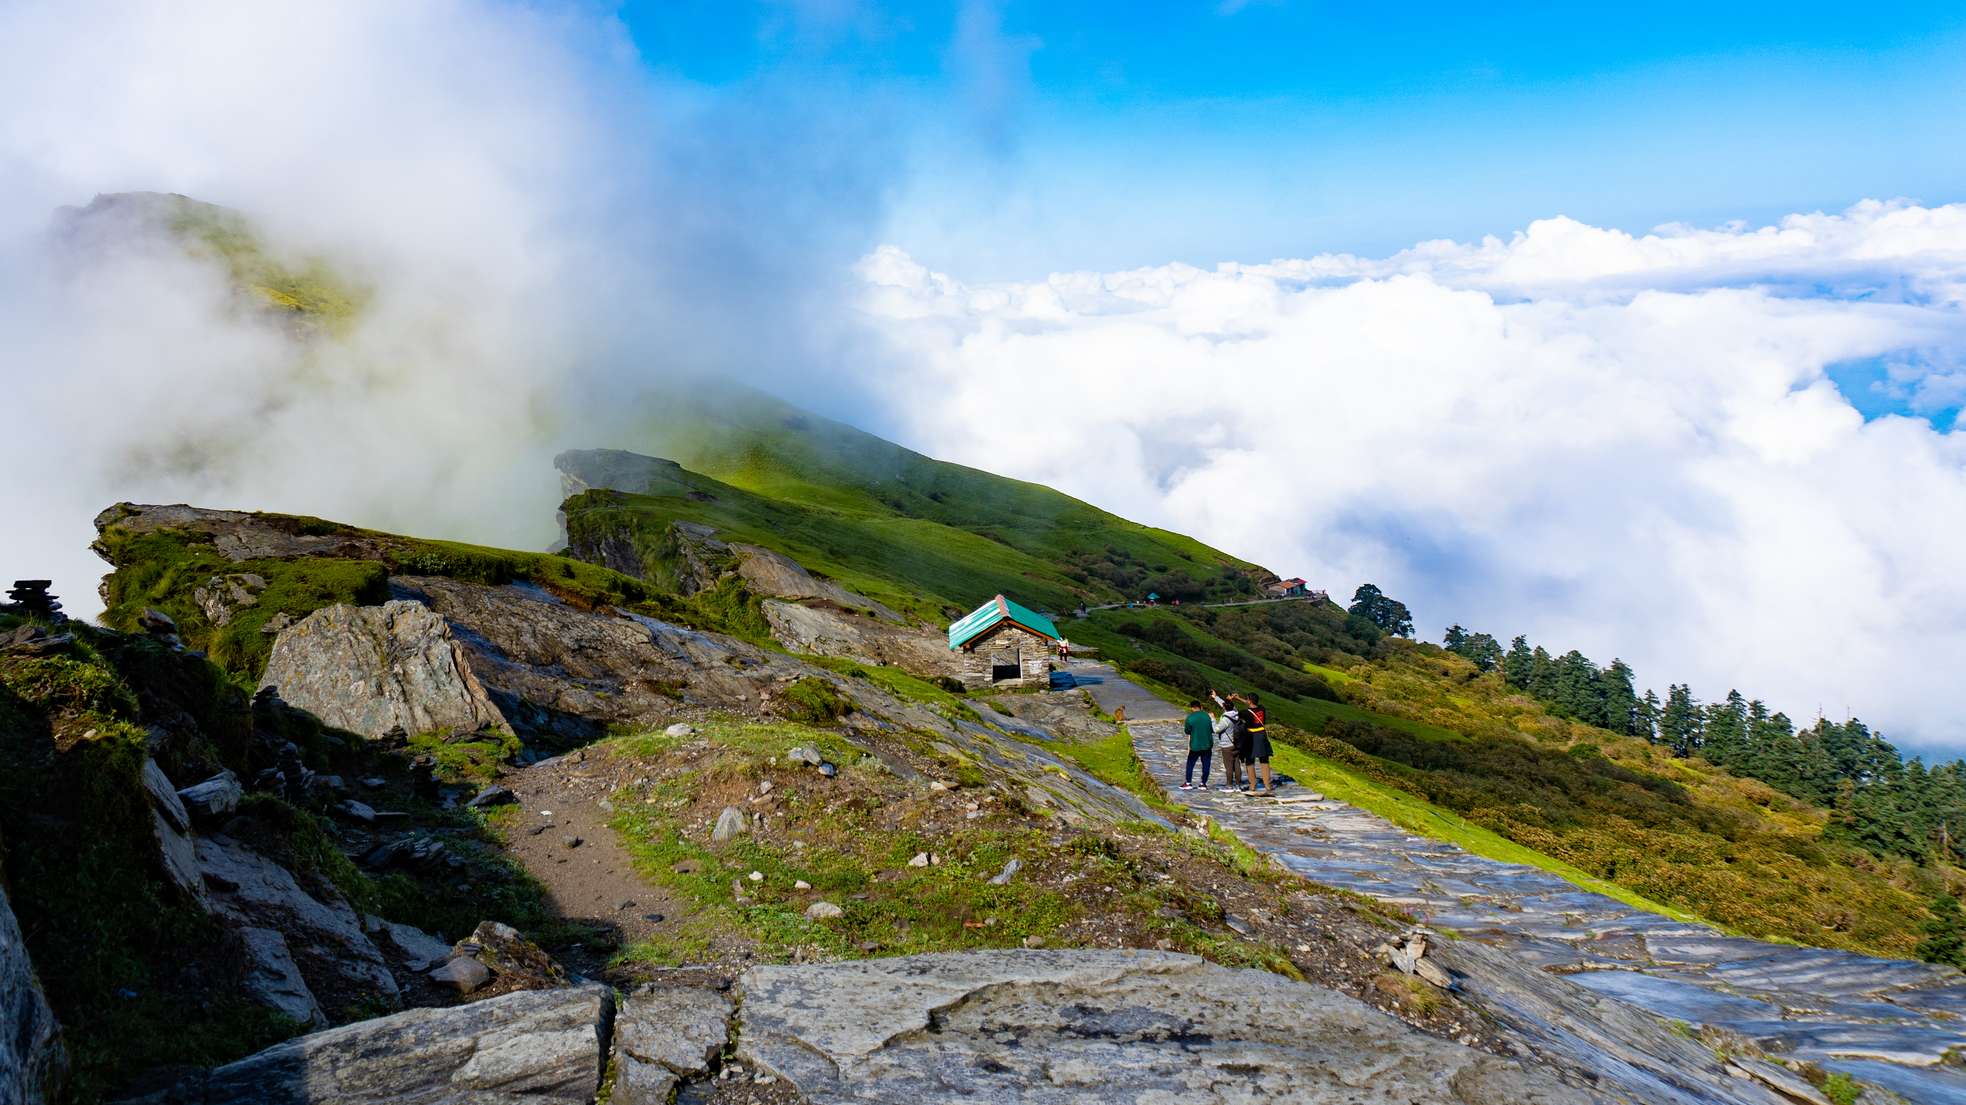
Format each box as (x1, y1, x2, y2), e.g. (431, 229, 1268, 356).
(1180, 700, 1213, 790)
(1239, 693, 1276, 796)
(1209, 690, 1240, 790)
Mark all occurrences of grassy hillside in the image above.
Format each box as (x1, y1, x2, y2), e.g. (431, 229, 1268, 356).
(549, 398, 1961, 958)
(572, 385, 1271, 613)
(1071, 600, 1950, 957)
(66, 192, 366, 336)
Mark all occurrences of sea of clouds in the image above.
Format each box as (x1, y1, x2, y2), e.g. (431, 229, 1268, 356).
(859, 205, 1966, 753)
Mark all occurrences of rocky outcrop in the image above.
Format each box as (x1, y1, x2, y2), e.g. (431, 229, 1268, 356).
(194, 835, 398, 1021)
(763, 600, 953, 675)
(120, 985, 612, 1105)
(731, 544, 900, 621)
(392, 576, 774, 741)
(191, 573, 266, 627)
(1, 880, 65, 1105)
(612, 986, 731, 1104)
(259, 600, 509, 740)
(555, 448, 689, 501)
(94, 503, 392, 566)
(736, 949, 1599, 1104)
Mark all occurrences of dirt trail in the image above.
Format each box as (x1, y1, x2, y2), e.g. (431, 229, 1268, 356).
(496, 748, 693, 975)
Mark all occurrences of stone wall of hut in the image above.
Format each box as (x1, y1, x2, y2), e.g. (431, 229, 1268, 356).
(956, 624, 1056, 689)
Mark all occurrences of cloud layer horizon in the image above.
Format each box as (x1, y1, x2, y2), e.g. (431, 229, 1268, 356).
(860, 203, 1966, 755)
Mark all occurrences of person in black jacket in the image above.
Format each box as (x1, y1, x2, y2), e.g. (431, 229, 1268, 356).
(1239, 694, 1275, 796)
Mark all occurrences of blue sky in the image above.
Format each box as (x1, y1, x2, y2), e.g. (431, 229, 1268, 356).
(621, 1, 1966, 277)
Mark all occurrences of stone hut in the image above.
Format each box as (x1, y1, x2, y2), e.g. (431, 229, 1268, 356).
(948, 595, 1061, 689)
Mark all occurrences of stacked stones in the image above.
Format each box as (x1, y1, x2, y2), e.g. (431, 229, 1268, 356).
(2, 580, 62, 619)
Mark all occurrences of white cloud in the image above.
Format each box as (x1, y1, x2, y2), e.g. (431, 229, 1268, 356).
(0, 1, 893, 623)
(858, 203, 1966, 755)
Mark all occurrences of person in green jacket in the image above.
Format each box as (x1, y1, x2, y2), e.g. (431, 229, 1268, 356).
(1181, 700, 1214, 790)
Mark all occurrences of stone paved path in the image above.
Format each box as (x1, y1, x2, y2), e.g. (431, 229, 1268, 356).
(1114, 684, 1966, 1104)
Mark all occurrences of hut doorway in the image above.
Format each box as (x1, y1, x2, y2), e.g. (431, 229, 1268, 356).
(991, 647, 1021, 683)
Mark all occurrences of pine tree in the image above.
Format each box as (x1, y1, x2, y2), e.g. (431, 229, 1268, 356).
(1443, 625, 1468, 652)
(1528, 646, 1558, 700)
(1464, 632, 1504, 672)
(1638, 689, 1661, 743)
(1702, 690, 1748, 770)
(1348, 584, 1414, 637)
(1918, 894, 1966, 969)
(1659, 684, 1701, 758)
(1503, 636, 1534, 689)
(1602, 660, 1639, 736)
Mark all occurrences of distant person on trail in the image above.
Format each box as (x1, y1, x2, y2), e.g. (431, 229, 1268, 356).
(1239, 694, 1276, 796)
(1180, 701, 1213, 790)
(1209, 690, 1240, 790)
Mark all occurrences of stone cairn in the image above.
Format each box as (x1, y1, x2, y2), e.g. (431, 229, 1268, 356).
(1, 580, 62, 620)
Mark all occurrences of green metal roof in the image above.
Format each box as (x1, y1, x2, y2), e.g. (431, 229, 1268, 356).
(948, 594, 1062, 650)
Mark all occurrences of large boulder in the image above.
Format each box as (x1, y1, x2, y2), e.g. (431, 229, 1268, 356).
(118, 985, 611, 1105)
(0, 880, 65, 1105)
(258, 600, 509, 740)
(735, 949, 1600, 1104)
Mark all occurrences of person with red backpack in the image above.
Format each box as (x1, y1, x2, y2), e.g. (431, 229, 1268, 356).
(1233, 692, 1275, 796)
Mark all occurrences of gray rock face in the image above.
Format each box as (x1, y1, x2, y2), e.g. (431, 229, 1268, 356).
(192, 573, 265, 627)
(94, 503, 392, 565)
(763, 601, 951, 674)
(234, 926, 326, 1027)
(364, 917, 452, 972)
(120, 985, 611, 1105)
(194, 836, 398, 1014)
(736, 949, 1597, 1104)
(176, 771, 242, 823)
(612, 985, 731, 1105)
(142, 758, 206, 906)
(260, 600, 510, 740)
(733, 545, 900, 622)
(1, 880, 65, 1105)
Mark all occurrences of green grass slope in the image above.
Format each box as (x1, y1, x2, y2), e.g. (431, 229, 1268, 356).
(572, 385, 1271, 612)
(553, 406, 1957, 959)
(1076, 599, 1951, 958)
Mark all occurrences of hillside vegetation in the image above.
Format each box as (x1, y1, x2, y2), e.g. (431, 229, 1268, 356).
(567, 385, 1270, 616)
(1071, 600, 1951, 956)
(94, 194, 1959, 962)
(563, 411, 1957, 958)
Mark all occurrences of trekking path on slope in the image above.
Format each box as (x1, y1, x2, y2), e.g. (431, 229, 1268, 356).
(1075, 664, 1966, 1104)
